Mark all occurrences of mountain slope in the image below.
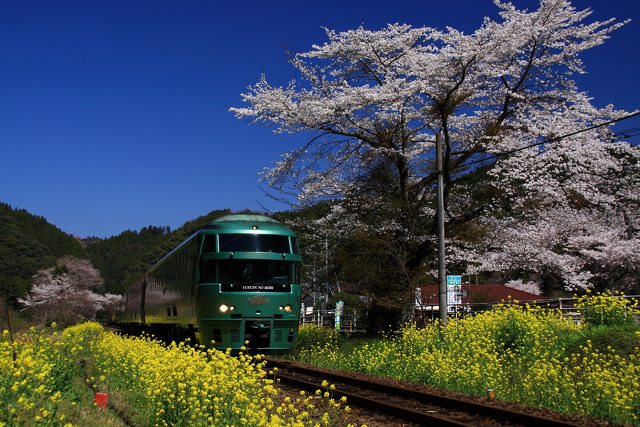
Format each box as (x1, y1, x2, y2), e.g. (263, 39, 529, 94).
(0, 202, 87, 302)
(86, 209, 234, 294)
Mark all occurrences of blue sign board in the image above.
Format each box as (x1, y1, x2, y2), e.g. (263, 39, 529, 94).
(447, 275, 462, 306)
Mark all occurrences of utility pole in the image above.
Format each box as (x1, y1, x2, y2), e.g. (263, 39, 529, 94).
(436, 132, 448, 325)
(325, 234, 329, 302)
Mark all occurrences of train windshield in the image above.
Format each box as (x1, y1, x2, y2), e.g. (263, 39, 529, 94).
(218, 234, 290, 253)
(219, 260, 290, 286)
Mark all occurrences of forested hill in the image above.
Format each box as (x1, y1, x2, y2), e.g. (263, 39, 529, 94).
(0, 202, 87, 302)
(0, 204, 275, 301)
(86, 209, 233, 295)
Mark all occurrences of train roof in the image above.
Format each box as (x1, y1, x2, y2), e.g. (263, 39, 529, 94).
(211, 214, 280, 224)
(201, 214, 294, 235)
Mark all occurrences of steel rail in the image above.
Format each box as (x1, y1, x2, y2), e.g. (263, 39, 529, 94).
(275, 370, 472, 426)
(267, 359, 584, 427)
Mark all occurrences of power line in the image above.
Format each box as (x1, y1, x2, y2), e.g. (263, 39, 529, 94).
(613, 126, 640, 141)
(330, 110, 640, 212)
(456, 111, 640, 170)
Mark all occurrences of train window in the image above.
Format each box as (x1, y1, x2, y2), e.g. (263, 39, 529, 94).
(203, 234, 216, 252)
(172, 306, 177, 317)
(219, 260, 290, 285)
(291, 237, 299, 254)
(293, 262, 301, 284)
(166, 307, 171, 317)
(199, 260, 217, 283)
(218, 234, 290, 253)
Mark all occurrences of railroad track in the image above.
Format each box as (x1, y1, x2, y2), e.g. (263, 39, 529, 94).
(266, 358, 584, 427)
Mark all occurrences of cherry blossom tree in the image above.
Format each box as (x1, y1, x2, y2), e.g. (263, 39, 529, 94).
(505, 279, 542, 296)
(233, 0, 636, 298)
(18, 256, 122, 325)
(474, 205, 640, 293)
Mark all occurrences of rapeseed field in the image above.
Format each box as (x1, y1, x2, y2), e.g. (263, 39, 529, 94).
(1, 323, 356, 426)
(294, 293, 640, 426)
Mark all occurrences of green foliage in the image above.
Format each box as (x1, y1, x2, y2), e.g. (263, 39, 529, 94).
(293, 324, 342, 367)
(85, 228, 170, 295)
(0, 203, 87, 302)
(492, 310, 531, 353)
(576, 291, 639, 327)
(565, 325, 640, 360)
(329, 292, 365, 309)
(86, 209, 232, 294)
(0, 202, 236, 300)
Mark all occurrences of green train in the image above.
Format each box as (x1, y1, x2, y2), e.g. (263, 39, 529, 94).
(121, 214, 302, 353)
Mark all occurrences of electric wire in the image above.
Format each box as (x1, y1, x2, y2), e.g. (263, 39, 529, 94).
(612, 126, 640, 142)
(455, 111, 640, 170)
(346, 110, 640, 212)
(292, 110, 640, 213)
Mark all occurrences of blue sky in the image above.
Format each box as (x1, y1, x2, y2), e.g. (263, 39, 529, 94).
(1, 0, 638, 238)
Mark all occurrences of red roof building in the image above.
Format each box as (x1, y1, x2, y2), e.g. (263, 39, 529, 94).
(416, 284, 546, 309)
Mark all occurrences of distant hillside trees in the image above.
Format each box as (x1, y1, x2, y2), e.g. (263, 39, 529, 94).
(86, 209, 233, 294)
(86, 226, 172, 295)
(18, 256, 121, 326)
(0, 203, 86, 304)
(232, 0, 638, 300)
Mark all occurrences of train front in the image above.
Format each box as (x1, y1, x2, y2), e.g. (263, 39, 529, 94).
(195, 215, 302, 353)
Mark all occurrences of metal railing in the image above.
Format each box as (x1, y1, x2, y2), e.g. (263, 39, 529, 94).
(299, 295, 639, 332)
(414, 294, 640, 325)
(300, 308, 367, 333)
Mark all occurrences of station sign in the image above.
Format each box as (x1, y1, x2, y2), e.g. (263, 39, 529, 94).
(447, 275, 462, 307)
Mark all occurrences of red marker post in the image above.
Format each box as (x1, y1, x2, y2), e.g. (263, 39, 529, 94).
(95, 392, 108, 410)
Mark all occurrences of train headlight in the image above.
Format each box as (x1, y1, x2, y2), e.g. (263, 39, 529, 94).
(283, 304, 292, 313)
(219, 304, 229, 313)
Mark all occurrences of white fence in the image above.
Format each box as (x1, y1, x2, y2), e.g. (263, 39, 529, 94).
(301, 295, 640, 332)
(300, 308, 367, 333)
(414, 295, 640, 325)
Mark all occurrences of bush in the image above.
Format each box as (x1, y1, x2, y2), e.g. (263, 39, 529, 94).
(294, 324, 339, 352)
(576, 291, 639, 327)
(565, 325, 640, 360)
